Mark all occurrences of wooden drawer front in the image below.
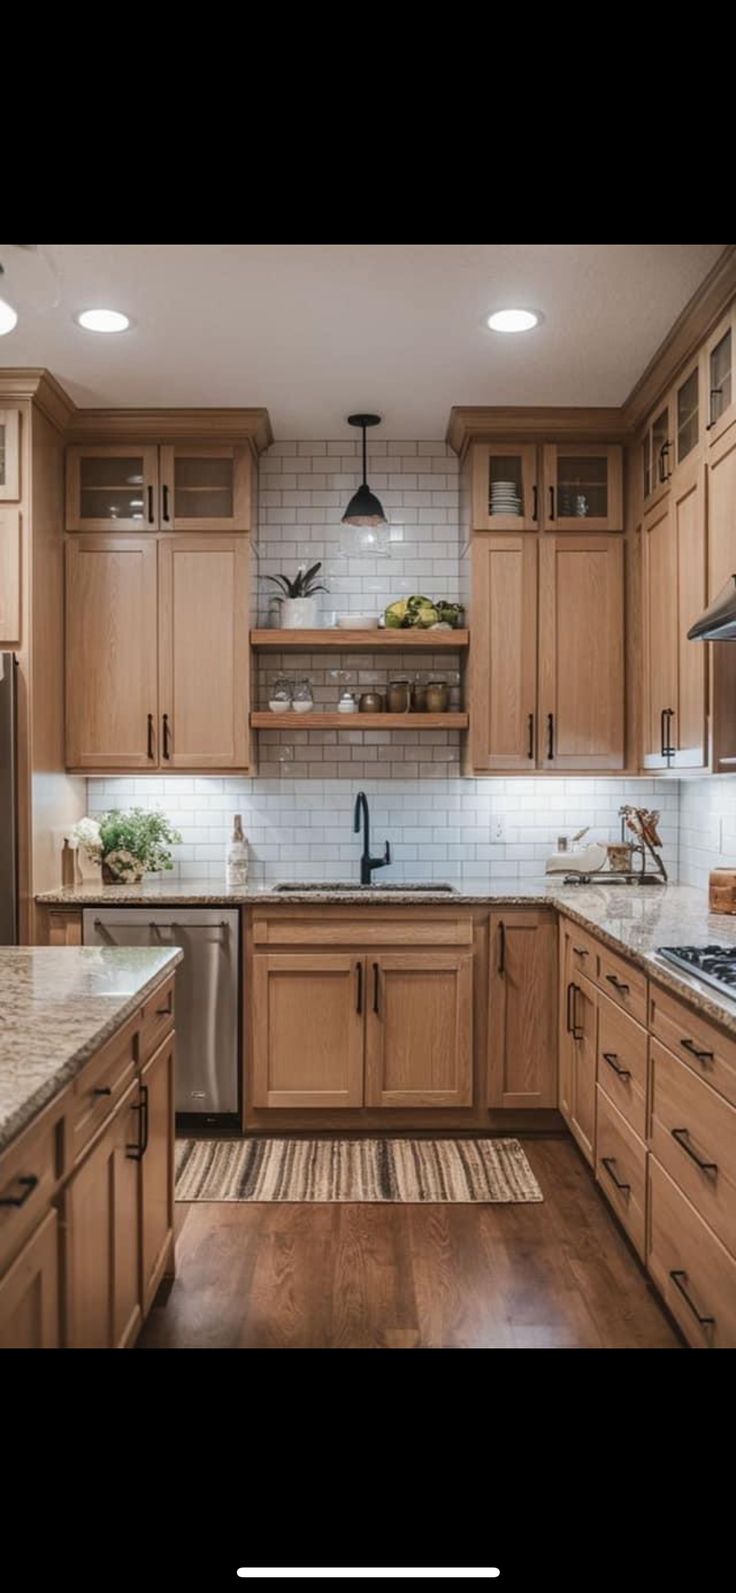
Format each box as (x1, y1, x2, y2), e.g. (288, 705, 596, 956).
(251, 910, 474, 948)
(596, 943, 647, 1025)
(140, 976, 176, 1064)
(649, 982, 736, 1108)
(597, 991, 648, 1139)
(0, 1096, 65, 1276)
(71, 1018, 138, 1161)
(648, 1156, 736, 1348)
(563, 919, 600, 979)
(595, 1086, 647, 1260)
(650, 1037, 736, 1257)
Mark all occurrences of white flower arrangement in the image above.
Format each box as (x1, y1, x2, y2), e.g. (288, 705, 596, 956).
(69, 816, 102, 861)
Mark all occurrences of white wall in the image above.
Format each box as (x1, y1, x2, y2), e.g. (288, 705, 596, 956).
(678, 777, 736, 887)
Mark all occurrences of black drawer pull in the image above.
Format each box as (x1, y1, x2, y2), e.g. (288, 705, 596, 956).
(162, 482, 170, 522)
(602, 1051, 631, 1079)
(93, 1086, 113, 1097)
(498, 920, 506, 975)
(162, 713, 171, 759)
(355, 961, 362, 1014)
(548, 485, 555, 520)
(147, 484, 154, 523)
(547, 712, 554, 760)
(669, 1269, 715, 1328)
(527, 712, 534, 760)
(372, 962, 380, 1015)
(671, 1127, 718, 1174)
(147, 712, 155, 759)
(532, 484, 538, 522)
(679, 1037, 714, 1064)
(0, 1174, 39, 1208)
(606, 973, 630, 994)
(601, 1156, 630, 1194)
(155, 1000, 173, 1017)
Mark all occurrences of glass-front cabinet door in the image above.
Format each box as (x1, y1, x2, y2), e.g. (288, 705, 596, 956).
(159, 445, 251, 531)
(675, 357, 701, 470)
(705, 307, 736, 447)
(470, 443, 539, 531)
(642, 395, 674, 509)
(66, 446, 159, 531)
(0, 408, 20, 500)
(542, 445, 623, 531)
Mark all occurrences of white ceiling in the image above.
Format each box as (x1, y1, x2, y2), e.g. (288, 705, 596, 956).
(0, 243, 725, 438)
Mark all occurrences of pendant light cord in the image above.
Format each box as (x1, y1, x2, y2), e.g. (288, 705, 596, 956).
(362, 422, 368, 486)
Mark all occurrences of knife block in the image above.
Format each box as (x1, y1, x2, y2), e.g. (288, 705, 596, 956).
(709, 868, 736, 914)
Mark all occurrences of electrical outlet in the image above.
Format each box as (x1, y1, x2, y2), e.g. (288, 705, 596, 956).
(492, 817, 506, 842)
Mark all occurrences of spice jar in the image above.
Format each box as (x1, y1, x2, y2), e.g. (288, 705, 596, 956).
(412, 672, 428, 711)
(292, 678, 314, 714)
(268, 675, 293, 712)
(425, 679, 449, 713)
(359, 690, 384, 713)
(386, 677, 411, 713)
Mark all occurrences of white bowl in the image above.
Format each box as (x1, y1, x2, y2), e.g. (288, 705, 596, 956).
(336, 614, 379, 629)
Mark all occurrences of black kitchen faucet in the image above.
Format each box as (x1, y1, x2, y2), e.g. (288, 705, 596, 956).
(353, 790, 391, 886)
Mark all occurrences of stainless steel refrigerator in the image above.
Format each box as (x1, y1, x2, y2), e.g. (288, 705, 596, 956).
(0, 653, 19, 944)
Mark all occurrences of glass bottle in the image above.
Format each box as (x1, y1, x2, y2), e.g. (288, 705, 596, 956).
(292, 678, 314, 713)
(226, 815, 249, 887)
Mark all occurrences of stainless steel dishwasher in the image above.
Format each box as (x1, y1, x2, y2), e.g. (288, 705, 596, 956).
(83, 907, 240, 1120)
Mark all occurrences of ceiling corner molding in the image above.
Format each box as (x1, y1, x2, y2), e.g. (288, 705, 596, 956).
(622, 244, 736, 433)
(0, 367, 76, 432)
(65, 406, 274, 451)
(446, 405, 628, 455)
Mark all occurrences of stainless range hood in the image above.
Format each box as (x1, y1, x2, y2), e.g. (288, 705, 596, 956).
(687, 575, 736, 641)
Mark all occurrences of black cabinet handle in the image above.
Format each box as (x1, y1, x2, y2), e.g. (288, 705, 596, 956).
(671, 1127, 718, 1174)
(663, 707, 675, 760)
(606, 973, 630, 994)
(601, 1156, 631, 1194)
(0, 1174, 38, 1208)
(527, 712, 534, 760)
(162, 483, 171, 522)
(660, 439, 672, 481)
(566, 980, 575, 1034)
(532, 484, 538, 522)
(707, 387, 722, 431)
(147, 712, 155, 760)
(498, 920, 506, 975)
(162, 713, 171, 759)
(548, 485, 555, 520)
(93, 1085, 113, 1097)
(355, 961, 363, 1015)
(372, 962, 380, 1015)
(669, 1269, 715, 1328)
(602, 1051, 631, 1079)
(679, 1037, 714, 1064)
(567, 981, 583, 1040)
(147, 485, 154, 524)
(660, 708, 667, 759)
(547, 713, 554, 760)
(126, 1084, 149, 1161)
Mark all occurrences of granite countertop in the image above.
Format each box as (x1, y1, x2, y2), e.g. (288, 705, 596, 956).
(0, 946, 183, 1154)
(34, 877, 736, 1034)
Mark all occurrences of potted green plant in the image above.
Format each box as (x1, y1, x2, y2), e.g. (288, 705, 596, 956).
(91, 808, 183, 883)
(265, 562, 328, 629)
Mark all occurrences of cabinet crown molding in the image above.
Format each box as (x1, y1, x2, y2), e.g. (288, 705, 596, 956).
(447, 406, 629, 456)
(0, 369, 273, 452)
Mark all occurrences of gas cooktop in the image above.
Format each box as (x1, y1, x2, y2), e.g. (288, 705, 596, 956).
(656, 945, 736, 1000)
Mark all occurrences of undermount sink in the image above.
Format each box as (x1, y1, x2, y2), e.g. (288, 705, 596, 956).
(273, 881, 457, 893)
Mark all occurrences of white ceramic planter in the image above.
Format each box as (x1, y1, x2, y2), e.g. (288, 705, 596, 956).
(280, 597, 319, 629)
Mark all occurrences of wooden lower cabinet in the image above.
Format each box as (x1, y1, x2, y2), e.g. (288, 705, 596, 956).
(65, 1081, 143, 1349)
(365, 950, 473, 1107)
(252, 953, 365, 1107)
(0, 1208, 59, 1349)
(141, 1035, 175, 1312)
(488, 911, 557, 1107)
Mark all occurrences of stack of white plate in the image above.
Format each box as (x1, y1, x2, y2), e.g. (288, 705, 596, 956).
(490, 479, 522, 516)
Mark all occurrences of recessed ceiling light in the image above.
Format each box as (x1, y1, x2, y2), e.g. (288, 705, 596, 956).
(486, 308, 540, 333)
(76, 308, 130, 333)
(0, 298, 18, 336)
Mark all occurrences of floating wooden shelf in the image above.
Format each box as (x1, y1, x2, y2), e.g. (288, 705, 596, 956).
(250, 712, 468, 731)
(250, 628, 469, 652)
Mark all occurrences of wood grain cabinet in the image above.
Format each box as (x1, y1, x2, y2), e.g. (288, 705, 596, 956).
(252, 952, 366, 1108)
(488, 911, 557, 1108)
(0, 1208, 59, 1349)
(66, 443, 252, 532)
(642, 391, 675, 510)
(0, 506, 21, 648)
(470, 443, 540, 531)
(469, 535, 538, 769)
(365, 950, 473, 1107)
(0, 407, 20, 500)
(559, 924, 597, 1165)
(65, 1080, 144, 1349)
(704, 304, 736, 448)
(542, 444, 623, 532)
(140, 1034, 175, 1313)
(642, 460, 707, 769)
(66, 534, 251, 772)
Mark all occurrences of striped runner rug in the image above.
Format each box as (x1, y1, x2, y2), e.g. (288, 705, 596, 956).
(174, 1137, 543, 1204)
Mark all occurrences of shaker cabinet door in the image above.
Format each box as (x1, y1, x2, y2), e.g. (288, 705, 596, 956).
(251, 953, 366, 1108)
(65, 536, 159, 770)
(469, 534, 538, 770)
(538, 535, 624, 770)
(364, 951, 473, 1107)
(66, 445, 159, 531)
(157, 535, 251, 769)
(159, 445, 252, 530)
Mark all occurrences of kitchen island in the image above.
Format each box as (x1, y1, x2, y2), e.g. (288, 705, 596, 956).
(0, 945, 181, 1348)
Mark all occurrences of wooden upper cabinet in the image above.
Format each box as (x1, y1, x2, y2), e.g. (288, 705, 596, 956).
(673, 352, 704, 474)
(704, 304, 736, 448)
(641, 461, 707, 770)
(642, 392, 675, 510)
(364, 950, 473, 1107)
(470, 535, 538, 769)
(0, 408, 20, 500)
(0, 507, 21, 649)
(158, 536, 250, 769)
(65, 536, 159, 770)
(159, 444, 252, 531)
(542, 444, 623, 531)
(251, 952, 366, 1108)
(488, 911, 557, 1108)
(538, 535, 624, 770)
(470, 443, 539, 530)
(66, 445, 160, 531)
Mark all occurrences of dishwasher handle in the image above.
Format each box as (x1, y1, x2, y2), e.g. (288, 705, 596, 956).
(92, 919, 230, 933)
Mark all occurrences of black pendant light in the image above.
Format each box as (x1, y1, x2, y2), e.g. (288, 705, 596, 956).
(341, 413, 387, 527)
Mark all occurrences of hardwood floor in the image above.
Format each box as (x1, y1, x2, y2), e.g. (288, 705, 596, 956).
(137, 1136, 682, 1349)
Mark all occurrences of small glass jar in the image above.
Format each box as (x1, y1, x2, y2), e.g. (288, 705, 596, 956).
(425, 679, 449, 713)
(386, 677, 411, 713)
(359, 690, 384, 713)
(412, 672, 428, 711)
(337, 690, 358, 714)
(292, 677, 314, 713)
(268, 675, 292, 713)
(446, 669, 462, 711)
